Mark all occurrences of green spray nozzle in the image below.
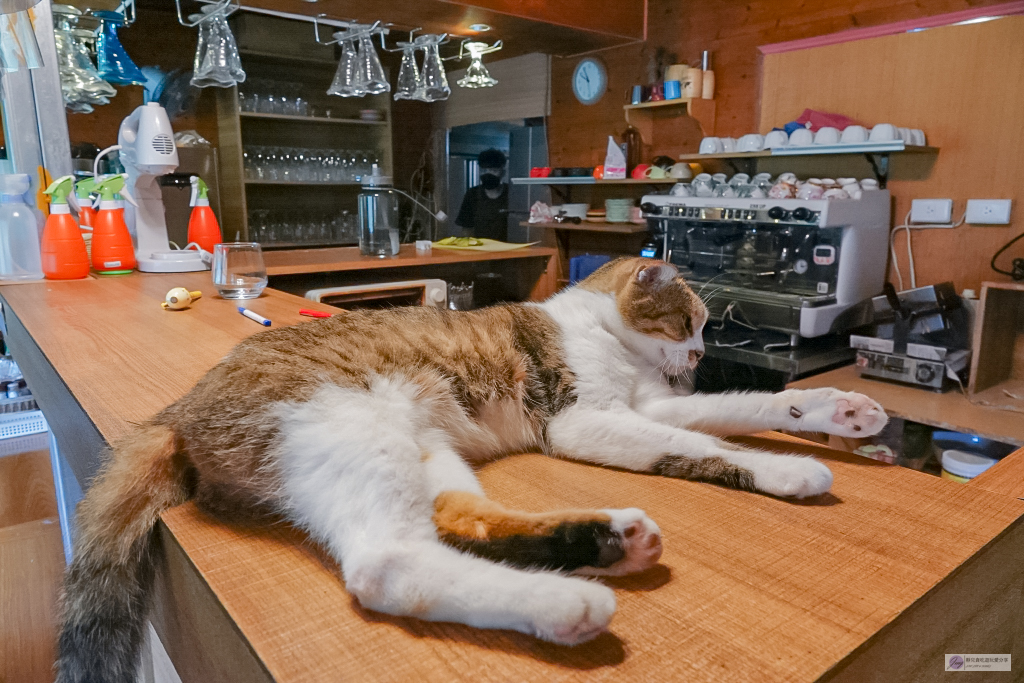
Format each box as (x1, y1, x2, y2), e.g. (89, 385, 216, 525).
(43, 175, 76, 205)
(190, 176, 209, 207)
(93, 174, 137, 207)
(75, 176, 97, 199)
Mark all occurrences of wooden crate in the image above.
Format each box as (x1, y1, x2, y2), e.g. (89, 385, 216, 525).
(968, 281, 1024, 410)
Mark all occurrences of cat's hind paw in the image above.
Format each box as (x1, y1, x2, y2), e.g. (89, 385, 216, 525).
(576, 508, 662, 577)
(529, 578, 616, 645)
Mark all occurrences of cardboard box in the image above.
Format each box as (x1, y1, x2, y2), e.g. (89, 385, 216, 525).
(968, 282, 1024, 409)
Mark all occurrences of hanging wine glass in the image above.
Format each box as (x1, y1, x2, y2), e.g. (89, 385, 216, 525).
(417, 35, 450, 102)
(327, 37, 364, 97)
(393, 42, 421, 101)
(191, 4, 245, 88)
(457, 41, 498, 89)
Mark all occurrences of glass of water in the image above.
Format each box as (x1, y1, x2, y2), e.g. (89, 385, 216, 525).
(212, 243, 267, 299)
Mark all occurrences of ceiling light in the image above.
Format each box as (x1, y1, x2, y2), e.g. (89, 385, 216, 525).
(468, 23, 490, 32)
(457, 42, 498, 88)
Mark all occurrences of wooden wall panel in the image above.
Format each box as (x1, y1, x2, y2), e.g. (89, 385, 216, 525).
(759, 16, 1024, 293)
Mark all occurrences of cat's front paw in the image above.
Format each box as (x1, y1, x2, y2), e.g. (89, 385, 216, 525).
(753, 456, 833, 498)
(529, 578, 616, 645)
(576, 508, 662, 577)
(792, 388, 887, 438)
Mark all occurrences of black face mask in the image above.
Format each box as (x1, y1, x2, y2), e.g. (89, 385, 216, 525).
(480, 173, 502, 190)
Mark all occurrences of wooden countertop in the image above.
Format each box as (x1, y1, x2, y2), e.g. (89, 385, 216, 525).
(788, 364, 1024, 447)
(1, 273, 1023, 682)
(262, 244, 558, 276)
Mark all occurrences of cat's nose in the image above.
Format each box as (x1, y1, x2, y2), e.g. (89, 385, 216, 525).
(688, 349, 704, 366)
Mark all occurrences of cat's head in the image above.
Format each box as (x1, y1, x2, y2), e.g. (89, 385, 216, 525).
(580, 258, 708, 373)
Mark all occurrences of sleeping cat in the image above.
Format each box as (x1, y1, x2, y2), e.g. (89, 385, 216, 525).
(56, 257, 886, 683)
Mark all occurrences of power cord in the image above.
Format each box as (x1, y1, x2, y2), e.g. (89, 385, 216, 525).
(990, 230, 1024, 280)
(890, 208, 966, 291)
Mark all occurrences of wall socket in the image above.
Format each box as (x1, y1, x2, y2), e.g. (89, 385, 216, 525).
(966, 199, 1012, 225)
(910, 198, 954, 224)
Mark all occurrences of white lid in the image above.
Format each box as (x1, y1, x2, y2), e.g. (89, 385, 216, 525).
(0, 173, 30, 195)
(941, 449, 997, 478)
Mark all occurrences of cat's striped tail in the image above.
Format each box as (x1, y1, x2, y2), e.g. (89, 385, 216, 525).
(55, 423, 192, 683)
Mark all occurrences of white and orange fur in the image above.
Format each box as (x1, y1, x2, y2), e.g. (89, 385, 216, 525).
(56, 258, 886, 683)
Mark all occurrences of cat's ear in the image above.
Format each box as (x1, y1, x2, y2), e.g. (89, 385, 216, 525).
(635, 261, 678, 288)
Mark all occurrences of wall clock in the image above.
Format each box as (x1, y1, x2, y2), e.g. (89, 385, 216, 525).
(572, 58, 607, 105)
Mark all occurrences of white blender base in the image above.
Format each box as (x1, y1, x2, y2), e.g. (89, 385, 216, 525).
(137, 250, 209, 273)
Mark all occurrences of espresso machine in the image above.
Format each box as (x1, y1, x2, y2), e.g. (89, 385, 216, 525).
(641, 190, 891, 343)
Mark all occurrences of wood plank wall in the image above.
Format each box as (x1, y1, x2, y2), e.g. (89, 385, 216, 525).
(760, 16, 1024, 294)
(546, 0, 1021, 292)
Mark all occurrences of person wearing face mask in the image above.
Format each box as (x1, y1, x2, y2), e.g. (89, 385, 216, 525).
(455, 148, 509, 241)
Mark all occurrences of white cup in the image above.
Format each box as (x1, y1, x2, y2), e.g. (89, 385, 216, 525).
(789, 127, 814, 146)
(860, 178, 880, 191)
(840, 125, 868, 144)
(814, 127, 841, 145)
(737, 133, 765, 152)
(763, 130, 789, 148)
(670, 182, 694, 197)
(897, 127, 912, 144)
(796, 183, 824, 200)
(823, 188, 850, 200)
(721, 137, 737, 153)
(711, 172, 728, 184)
(777, 172, 798, 184)
(699, 137, 723, 154)
(668, 162, 693, 179)
(869, 123, 898, 142)
(910, 129, 926, 146)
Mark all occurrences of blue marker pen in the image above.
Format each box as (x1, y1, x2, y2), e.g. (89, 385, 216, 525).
(238, 306, 271, 327)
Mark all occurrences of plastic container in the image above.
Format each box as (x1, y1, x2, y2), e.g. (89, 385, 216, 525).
(930, 430, 1015, 467)
(941, 449, 998, 483)
(0, 174, 44, 281)
(357, 164, 399, 258)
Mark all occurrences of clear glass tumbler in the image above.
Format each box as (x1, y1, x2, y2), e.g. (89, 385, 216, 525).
(212, 243, 268, 299)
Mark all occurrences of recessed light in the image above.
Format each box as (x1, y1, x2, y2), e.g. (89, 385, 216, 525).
(468, 23, 491, 32)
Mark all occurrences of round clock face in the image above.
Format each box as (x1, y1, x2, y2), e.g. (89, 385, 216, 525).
(572, 58, 607, 105)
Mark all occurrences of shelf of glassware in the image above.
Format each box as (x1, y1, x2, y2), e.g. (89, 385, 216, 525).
(239, 112, 388, 126)
(510, 178, 679, 186)
(243, 180, 363, 187)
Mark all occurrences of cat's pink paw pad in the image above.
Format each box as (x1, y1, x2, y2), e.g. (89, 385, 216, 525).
(578, 508, 662, 577)
(831, 394, 887, 436)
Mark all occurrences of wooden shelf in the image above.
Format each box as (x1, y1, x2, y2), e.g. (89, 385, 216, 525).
(625, 96, 716, 136)
(511, 177, 678, 186)
(522, 221, 649, 234)
(239, 112, 388, 126)
(623, 98, 693, 111)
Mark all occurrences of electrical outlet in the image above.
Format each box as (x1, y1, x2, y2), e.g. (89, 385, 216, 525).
(910, 199, 953, 224)
(966, 199, 1012, 225)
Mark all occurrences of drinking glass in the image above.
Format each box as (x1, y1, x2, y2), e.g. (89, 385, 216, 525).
(357, 33, 390, 94)
(191, 5, 246, 88)
(447, 283, 474, 310)
(212, 243, 267, 299)
(417, 37, 450, 102)
(93, 10, 145, 85)
(327, 38, 363, 97)
(393, 43, 421, 100)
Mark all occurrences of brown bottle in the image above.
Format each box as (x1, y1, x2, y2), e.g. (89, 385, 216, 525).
(621, 125, 643, 173)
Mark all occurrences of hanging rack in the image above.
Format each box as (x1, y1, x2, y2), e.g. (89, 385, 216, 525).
(442, 38, 502, 62)
(174, 0, 240, 28)
(312, 15, 383, 45)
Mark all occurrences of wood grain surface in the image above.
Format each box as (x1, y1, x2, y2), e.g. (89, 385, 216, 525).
(971, 447, 1024, 500)
(158, 440, 1024, 682)
(788, 365, 1024, 447)
(262, 245, 558, 277)
(0, 518, 65, 683)
(0, 450, 58, 528)
(759, 16, 1024, 295)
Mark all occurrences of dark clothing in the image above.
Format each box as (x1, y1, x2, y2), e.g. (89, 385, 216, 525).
(456, 185, 509, 241)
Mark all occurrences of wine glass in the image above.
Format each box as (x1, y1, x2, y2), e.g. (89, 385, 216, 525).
(328, 38, 363, 97)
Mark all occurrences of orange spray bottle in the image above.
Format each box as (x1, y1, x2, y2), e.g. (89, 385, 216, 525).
(75, 177, 97, 229)
(40, 175, 90, 280)
(91, 174, 137, 275)
(187, 176, 222, 253)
